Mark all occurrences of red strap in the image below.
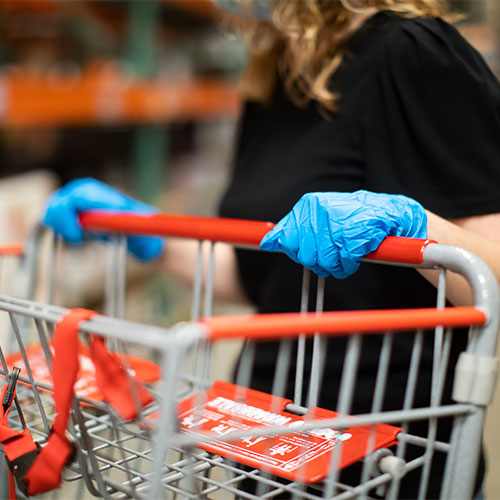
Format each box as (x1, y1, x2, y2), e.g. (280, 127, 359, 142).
(53, 309, 95, 437)
(0, 382, 38, 500)
(0, 385, 38, 462)
(25, 309, 95, 495)
(90, 337, 153, 420)
(24, 308, 153, 495)
(25, 431, 72, 495)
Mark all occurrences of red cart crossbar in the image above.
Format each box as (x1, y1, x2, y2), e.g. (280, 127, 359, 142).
(201, 307, 486, 341)
(78, 211, 435, 264)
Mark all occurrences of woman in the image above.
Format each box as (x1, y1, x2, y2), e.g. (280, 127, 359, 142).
(43, 1, 500, 497)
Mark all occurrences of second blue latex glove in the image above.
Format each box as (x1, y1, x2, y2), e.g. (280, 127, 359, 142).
(43, 178, 164, 261)
(260, 190, 427, 279)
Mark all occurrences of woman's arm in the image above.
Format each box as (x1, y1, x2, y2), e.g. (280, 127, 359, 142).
(421, 211, 500, 306)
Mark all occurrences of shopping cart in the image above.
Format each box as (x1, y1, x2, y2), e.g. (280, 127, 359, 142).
(0, 212, 498, 500)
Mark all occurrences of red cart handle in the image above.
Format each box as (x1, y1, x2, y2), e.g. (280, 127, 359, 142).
(79, 211, 274, 247)
(78, 211, 435, 265)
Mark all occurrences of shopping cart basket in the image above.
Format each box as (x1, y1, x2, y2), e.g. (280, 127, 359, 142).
(0, 212, 498, 500)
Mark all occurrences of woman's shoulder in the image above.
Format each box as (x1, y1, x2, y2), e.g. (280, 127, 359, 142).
(367, 10, 464, 44)
(364, 11, 487, 73)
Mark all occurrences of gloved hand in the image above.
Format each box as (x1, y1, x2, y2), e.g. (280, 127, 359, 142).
(260, 190, 427, 279)
(43, 178, 164, 261)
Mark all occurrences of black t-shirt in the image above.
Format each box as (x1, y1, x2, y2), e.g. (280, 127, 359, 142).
(219, 11, 500, 497)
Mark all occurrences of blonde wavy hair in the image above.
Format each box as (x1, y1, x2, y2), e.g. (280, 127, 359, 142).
(220, 0, 451, 110)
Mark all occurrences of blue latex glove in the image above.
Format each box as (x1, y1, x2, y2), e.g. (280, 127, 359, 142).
(260, 190, 427, 279)
(43, 178, 164, 261)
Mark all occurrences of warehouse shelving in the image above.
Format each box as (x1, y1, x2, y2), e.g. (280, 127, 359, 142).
(0, 0, 241, 201)
(0, 66, 239, 127)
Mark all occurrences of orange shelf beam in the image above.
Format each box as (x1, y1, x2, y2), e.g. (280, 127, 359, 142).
(0, 67, 241, 127)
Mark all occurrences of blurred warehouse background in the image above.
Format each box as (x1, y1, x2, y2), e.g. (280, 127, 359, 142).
(0, 0, 247, 323)
(0, 0, 500, 497)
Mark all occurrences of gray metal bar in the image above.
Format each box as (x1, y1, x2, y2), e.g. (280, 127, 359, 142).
(417, 269, 448, 499)
(422, 244, 500, 500)
(46, 232, 56, 305)
(272, 339, 293, 399)
(324, 333, 362, 497)
(191, 241, 203, 322)
(235, 342, 256, 389)
(116, 234, 128, 320)
(0, 295, 202, 351)
(359, 332, 394, 497)
(189, 241, 204, 390)
(148, 348, 182, 499)
(0, 344, 27, 429)
(307, 277, 326, 408)
(422, 244, 499, 355)
(388, 329, 423, 500)
(70, 398, 109, 498)
(418, 327, 453, 499)
(294, 268, 310, 406)
(19, 222, 46, 301)
(9, 312, 51, 434)
(105, 235, 127, 318)
(203, 242, 215, 318)
(200, 242, 215, 384)
(34, 318, 53, 371)
(105, 238, 117, 317)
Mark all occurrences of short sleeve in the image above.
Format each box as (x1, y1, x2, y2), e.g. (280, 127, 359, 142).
(364, 17, 500, 219)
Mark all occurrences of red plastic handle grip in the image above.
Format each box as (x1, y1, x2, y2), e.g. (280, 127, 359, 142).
(78, 211, 434, 264)
(79, 211, 274, 247)
(0, 243, 23, 256)
(364, 237, 436, 265)
(203, 307, 486, 341)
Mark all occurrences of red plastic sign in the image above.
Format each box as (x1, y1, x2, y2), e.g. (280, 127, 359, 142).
(177, 381, 401, 483)
(5, 343, 160, 401)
